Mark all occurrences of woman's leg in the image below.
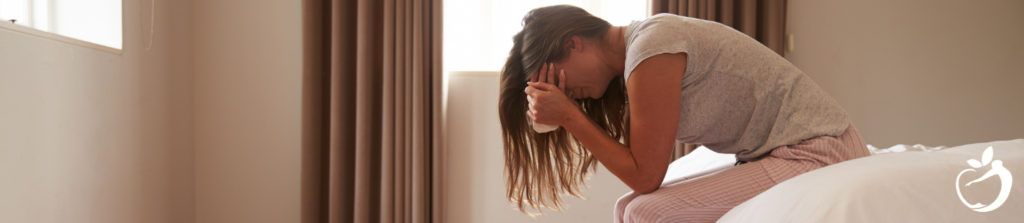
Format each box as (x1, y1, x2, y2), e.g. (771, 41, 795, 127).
(614, 124, 869, 223)
(761, 124, 870, 181)
(615, 160, 775, 223)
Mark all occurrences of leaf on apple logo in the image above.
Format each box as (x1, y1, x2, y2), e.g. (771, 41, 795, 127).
(982, 146, 994, 166)
(967, 159, 983, 168)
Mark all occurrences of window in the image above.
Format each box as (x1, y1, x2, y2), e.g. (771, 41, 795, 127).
(0, 0, 122, 49)
(443, 0, 648, 73)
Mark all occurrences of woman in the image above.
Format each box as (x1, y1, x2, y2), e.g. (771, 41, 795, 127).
(498, 5, 869, 222)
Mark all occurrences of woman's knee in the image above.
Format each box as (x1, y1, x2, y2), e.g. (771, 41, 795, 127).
(657, 205, 736, 223)
(623, 192, 690, 222)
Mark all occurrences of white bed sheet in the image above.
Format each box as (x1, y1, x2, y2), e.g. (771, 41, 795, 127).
(660, 146, 736, 186)
(719, 139, 1024, 222)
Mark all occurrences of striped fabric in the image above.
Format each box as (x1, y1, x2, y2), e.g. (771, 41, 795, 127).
(614, 124, 870, 223)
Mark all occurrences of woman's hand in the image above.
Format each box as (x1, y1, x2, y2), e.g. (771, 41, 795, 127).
(531, 64, 582, 108)
(525, 63, 579, 127)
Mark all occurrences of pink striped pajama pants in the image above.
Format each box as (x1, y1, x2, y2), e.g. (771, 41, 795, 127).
(614, 124, 870, 223)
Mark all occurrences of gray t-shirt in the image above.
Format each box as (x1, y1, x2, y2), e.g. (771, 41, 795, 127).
(623, 14, 851, 161)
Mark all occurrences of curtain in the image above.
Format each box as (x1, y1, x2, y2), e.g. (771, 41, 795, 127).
(651, 0, 787, 55)
(653, 0, 787, 159)
(302, 0, 444, 222)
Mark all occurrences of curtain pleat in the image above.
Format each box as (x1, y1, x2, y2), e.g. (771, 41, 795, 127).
(302, 0, 443, 222)
(429, 0, 444, 221)
(301, 0, 327, 222)
(759, 0, 786, 58)
(652, 0, 787, 55)
(353, 0, 385, 221)
(381, 0, 397, 220)
(327, 0, 358, 221)
(739, 0, 757, 39)
(667, 0, 677, 14)
(721, 0, 734, 27)
(393, 0, 408, 222)
(707, 0, 717, 21)
(688, 0, 698, 18)
(651, 0, 787, 159)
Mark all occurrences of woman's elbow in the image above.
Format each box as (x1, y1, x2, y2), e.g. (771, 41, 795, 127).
(632, 181, 662, 194)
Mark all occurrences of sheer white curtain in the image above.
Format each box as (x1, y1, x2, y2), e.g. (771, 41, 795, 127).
(443, 0, 648, 73)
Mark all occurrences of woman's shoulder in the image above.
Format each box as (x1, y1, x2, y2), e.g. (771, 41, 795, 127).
(632, 13, 683, 32)
(627, 14, 717, 46)
(636, 13, 713, 28)
(647, 13, 688, 23)
(648, 13, 681, 21)
(626, 14, 687, 47)
(633, 14, 729, 36)
(624, 14, 694, 79)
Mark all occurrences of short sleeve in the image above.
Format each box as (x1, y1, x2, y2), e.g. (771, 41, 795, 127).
(623, 14, 694, 83)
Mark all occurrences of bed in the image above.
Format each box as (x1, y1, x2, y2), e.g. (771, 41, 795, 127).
(641, 139, 1024, 222)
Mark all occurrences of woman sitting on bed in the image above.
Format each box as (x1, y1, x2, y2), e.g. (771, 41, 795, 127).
(497, 5, 870, 222)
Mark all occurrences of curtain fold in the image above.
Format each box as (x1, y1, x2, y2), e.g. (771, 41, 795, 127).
(651, 0, 787, 55)
(652, 0, 787, 159)
(302, 0, 443, 222)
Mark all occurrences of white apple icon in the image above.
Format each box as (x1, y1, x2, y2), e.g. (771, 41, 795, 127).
(956, 146, 1013, 212)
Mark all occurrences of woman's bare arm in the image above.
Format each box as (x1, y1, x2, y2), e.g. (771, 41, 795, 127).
(562, 53, 686, 194)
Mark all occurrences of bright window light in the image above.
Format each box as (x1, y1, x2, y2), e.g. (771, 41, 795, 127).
(444, 0, 648, 73)
(0, 0, 123, 49)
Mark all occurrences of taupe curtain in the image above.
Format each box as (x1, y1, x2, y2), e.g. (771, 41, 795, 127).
(652, 0, 787, 55)
(653, 0, 787, 159)
(302, 0, 443, 222)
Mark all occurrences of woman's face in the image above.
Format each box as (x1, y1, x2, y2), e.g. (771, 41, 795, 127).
(550, 36, 615, 100)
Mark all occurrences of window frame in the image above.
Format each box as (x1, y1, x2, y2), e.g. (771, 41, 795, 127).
(0, 0, 123, 54)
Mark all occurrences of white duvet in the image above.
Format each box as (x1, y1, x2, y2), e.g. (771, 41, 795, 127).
(718, 139, 1024, 222)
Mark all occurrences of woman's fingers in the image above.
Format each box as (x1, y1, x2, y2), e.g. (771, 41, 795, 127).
(525, 80, 577, 126)
(558, 69, 566, 93)
(538, 63, 548, 83)
(530, 63, 544, 83)
(546, 64, 555, 85)
(524, 84, 550, 99)
(526, 82, 557, 92)
(524, 85, 537, 98)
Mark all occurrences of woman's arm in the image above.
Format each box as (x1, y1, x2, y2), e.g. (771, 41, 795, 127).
(562, 53, 686, 194)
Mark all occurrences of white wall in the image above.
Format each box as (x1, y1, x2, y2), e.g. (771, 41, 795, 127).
(0, 0, 194, 222)
(787, 0, 1024, 147)
(445, 72, 633, 223)
(2, 0, 306, 222)
(193, 0, 304, 222)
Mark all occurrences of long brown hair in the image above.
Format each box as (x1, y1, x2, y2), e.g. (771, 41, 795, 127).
(498, 5, 627, 215)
